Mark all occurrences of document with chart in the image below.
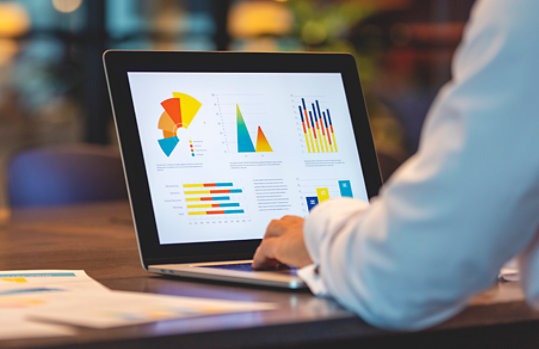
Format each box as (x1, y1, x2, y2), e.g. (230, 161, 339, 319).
(127, 72, 369, 245)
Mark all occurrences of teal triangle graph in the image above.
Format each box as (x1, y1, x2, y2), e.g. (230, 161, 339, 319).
(236, 105, 256, 152)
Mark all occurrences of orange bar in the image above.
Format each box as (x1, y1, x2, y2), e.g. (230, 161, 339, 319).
(207, 210, 225, 215)
(304, 109, 315, 152)
(309, 112, 320, 153)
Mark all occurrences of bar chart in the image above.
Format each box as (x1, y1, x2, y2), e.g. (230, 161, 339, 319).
(303, 180, 354, 211)
(297, 98, 338, 153)
(183, 182, 245, 216)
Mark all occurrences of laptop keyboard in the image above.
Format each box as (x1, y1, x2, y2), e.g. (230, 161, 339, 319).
(202, 263, 298, 276)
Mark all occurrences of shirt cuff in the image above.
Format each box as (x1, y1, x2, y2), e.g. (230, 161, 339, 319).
(298, 264, 329, 296)
(303, 197, 369, 265)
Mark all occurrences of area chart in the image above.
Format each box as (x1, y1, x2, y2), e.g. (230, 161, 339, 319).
(236, 104, 273, 153)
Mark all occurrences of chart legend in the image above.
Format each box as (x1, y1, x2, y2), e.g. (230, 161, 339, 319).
(297, 98, 337, 153)
(157, 93, 202, 157)
(236, 104, 273, 153)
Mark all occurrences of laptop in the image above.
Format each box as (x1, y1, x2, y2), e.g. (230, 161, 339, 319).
(103, 50, 382, 289)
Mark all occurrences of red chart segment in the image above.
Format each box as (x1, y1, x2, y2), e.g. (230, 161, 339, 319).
(160, 98, 183, 126)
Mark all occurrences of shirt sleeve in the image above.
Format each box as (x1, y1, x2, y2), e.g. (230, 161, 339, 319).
(301, 0, 539, 330)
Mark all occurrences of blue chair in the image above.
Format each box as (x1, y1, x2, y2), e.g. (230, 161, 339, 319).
(7, 144, 128, 207)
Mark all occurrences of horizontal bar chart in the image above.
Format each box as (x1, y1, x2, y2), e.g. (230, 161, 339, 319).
(188, 210, 245, 216)
(183, 183, 233, 188)
(187, 203, 240, 209)
(184, 189, 243, 195)
(185, 196, 230, 202)
(183, 182, 245, 216)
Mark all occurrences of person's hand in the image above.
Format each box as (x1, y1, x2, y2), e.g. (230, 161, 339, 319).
(252, 215, 313, 270)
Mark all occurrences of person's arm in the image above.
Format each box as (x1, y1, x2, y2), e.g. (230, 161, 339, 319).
(255, 0, 539, 330)
(304, 0, 539, 330)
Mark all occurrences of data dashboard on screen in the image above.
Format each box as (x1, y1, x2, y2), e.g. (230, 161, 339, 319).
(127, 72, 368, 245)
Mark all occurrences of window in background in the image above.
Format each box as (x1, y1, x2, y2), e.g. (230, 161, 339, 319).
(0, 0, 475, 209)
(226, 0, 475, 164)
(0, 0, 216, 208)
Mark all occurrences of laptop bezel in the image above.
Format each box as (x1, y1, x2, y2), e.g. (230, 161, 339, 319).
(103, 50, 382, 268)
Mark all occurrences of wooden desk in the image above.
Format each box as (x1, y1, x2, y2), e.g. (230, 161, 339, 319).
(1, 201, 539, 348)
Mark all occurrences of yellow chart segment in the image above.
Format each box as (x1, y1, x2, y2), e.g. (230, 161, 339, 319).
(316, 188, 330, 202)
(1, 277, 27, 283)
(0, 297, 46, 308)
(172, 92, 202, 128)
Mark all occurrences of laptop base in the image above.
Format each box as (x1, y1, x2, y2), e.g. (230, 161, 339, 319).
(149, 260, 307, 290)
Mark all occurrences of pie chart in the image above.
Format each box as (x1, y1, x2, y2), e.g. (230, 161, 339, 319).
(157, 92, 202, 156)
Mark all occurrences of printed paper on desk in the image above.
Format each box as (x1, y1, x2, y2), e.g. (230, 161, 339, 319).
(28, 290, 276, 328)
(0, 270, 108, 340)
(0, 270, 109, 294)
(0, 312, 74, 340)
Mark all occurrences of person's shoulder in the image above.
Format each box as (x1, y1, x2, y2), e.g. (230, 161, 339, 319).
(472, 0, 538, 33)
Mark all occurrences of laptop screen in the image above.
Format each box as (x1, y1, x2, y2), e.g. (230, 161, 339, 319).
(127, 72, 369, 245)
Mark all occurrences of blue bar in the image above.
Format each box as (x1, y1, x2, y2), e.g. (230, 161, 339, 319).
(315, 100, 323, 125)
(338, 180, 353, 198)
(0, 272, 76, 278)
(219, 203, 240, 207)
(327, 109, 333, 125)
(212, 196, 230, 201)
(322, 111, 329, 128)
(230, 189, 243, 193)
(298, 106, 304, 122)
(301, 98, 307, 111)
(309, 112, 315, 130)
(0, 288, 65, 296)
(215, 183, 233, 187)
(224, 210, 245, 214)
(306, 196, 319, 211)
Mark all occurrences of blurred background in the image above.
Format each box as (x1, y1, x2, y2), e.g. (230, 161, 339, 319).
(0, 0, 476, 208)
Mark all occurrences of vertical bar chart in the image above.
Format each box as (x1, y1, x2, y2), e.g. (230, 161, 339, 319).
(302, 179, 354, 211)
(297, 98, 338, 153)
(183, 182, 245, 216)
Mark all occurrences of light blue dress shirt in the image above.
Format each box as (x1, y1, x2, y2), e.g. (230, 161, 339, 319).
(299, 0, 539, 330)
